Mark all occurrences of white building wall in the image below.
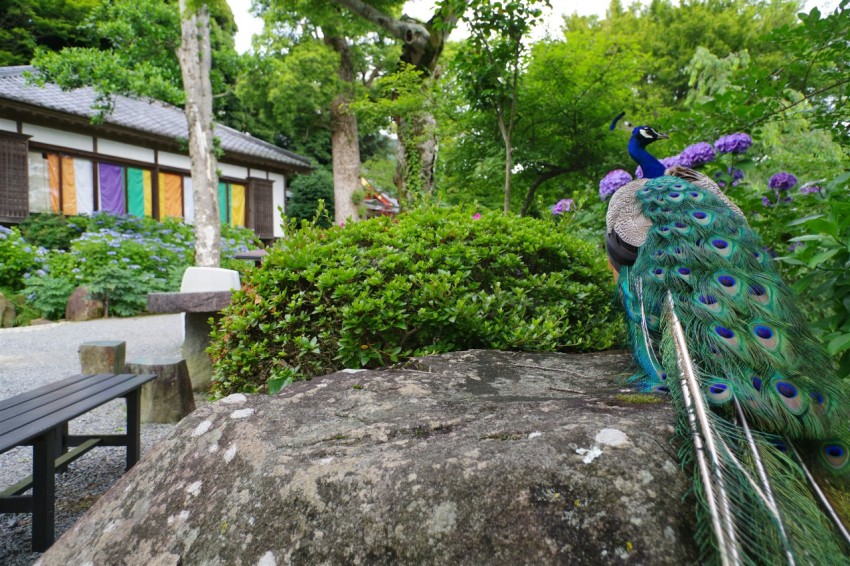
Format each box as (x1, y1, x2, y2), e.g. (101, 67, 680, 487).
(23, 123, 93, 152)
(0, 118, 16, 133)
(219, 163, 248, 180)
(97, 139, 155, 163)
(269, 172, 286, 238)
(158, 151, 192, 170)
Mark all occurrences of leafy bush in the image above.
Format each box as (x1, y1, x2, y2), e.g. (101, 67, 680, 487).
(0, 226, 42, 292)
(18, 213, 264, 320)
(780, 172, 850, 375)
(209, 206, 623, 396)
(286, 168, 334, 228)
(18, 213, 88, 250)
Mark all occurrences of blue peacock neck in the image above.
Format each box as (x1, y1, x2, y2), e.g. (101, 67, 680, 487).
(628, 136, 666, 179)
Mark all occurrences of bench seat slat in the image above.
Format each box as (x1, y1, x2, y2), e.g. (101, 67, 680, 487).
(0, 374, 141, 435)
(0, 374, 122, 424)
(0, 374, 155, 455)
(0, 374, 95, 412)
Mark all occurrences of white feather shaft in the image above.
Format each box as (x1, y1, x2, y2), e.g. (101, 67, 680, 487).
(666, 292, 740, 566)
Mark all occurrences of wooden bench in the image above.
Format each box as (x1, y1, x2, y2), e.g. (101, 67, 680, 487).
(0, 372, 156, 551)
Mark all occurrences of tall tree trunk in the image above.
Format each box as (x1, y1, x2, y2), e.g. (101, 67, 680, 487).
(327, 0, 461, 207)
(325, 35, 360, 225)
(497, 112, 512, 213)
(177, 0, 220, 267)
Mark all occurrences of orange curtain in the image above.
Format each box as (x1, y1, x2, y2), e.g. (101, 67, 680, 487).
(158, 172, 183, 218)
(48, 154, 60, 213)
(61, 156, 77, 215)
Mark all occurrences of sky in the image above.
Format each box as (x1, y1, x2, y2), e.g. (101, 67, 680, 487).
(228, 0, 842, 54)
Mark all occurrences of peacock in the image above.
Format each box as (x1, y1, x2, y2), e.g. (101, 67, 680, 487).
(605, 113, 850, 565)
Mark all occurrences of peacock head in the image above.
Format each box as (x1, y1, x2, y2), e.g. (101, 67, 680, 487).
(630, 125, 669, 148)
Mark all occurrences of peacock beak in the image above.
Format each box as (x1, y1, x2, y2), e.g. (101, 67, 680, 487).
(656, 132, 670, 140)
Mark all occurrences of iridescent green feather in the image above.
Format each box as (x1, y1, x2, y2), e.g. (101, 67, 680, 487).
(619, 174, 850, 563)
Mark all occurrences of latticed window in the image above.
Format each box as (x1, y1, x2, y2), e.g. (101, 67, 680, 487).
(249, 178, 274, 239)
(0, 131, 30, 223)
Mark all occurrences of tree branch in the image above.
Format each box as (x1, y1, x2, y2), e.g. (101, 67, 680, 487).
(329, 0, 430, 48)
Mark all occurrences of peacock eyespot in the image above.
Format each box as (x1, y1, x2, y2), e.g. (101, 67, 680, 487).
(660, 226, 669, 232)
(709, 384, 728, 395)
(776, 382, 798, 398)
(689, 192, 699, 198)
(752, 377, 762, 391)
(715, 326, 735, 339)
(669, 192, 681, 198)
(712, 239, 729, 249)
(748, 285, 766, 296)
(674, 222, 686, 229)
(692, 211, 707, 219)
(661, 373, 668, 380)
(678, 267, 691, 275)
(825, 445, 845, 458)
(654, 250, 665, 257)
(698, 295, 717, 305)
(811, 392, 825, 405)
(653, 268, 664, 275)
(718, 275, 736, 287)
(754, 325, 774, 339)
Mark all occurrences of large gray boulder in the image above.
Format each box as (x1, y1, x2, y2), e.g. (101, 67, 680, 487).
(41, 350, 698, 565)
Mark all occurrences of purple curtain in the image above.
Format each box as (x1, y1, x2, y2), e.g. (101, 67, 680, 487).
(98, 163, 125, 214)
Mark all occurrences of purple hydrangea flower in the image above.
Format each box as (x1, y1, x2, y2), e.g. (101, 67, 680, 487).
(714, 133, 753, 154)
(714, 167, 744, 188)
(679, 142, 717, 168)
(762, 196, 774, 207)
(551, 198, 574, 215)
(599, 169, 633, 200)
(768, 172, 798, 191)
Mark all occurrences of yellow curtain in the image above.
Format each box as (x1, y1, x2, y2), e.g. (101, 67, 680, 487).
(143, 170, 153, 216)
(158, 172, 183, 219)
(48, 154, 60, 213)
(61, 156, 77, 215)
(231, 184, 246, 226)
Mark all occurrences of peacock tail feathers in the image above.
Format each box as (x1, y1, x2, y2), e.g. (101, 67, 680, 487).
(614, 172, 850, 563)
(624, 175, 849, 440)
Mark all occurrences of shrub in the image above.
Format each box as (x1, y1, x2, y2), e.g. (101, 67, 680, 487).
(18, 213, 89, 251)
(0, 226, 41, 291)
(286, 168, 335, 228)
(209, 206, 623, 396)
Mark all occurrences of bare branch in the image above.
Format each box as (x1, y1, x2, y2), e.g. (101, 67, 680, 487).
(329, 0, 430, 48)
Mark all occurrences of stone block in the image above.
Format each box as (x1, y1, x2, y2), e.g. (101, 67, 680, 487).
(65, 286, 104, 321)
(180, 267, 240, 292)
(79, 341, 126, 374)
(183, 312, 217, 392)
(0, 292, 15, 328)
(124, 357, 196, 424)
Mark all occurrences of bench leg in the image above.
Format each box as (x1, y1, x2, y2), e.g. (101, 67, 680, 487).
(125, 390, 141, 471)
(55, 423, 70, 473)
(31, 429, 57, 552)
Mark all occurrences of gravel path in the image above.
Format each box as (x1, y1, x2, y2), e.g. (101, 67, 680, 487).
(0, 314, 209, 564)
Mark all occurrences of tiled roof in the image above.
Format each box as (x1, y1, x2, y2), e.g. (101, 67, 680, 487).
(0, 66, 312, 171)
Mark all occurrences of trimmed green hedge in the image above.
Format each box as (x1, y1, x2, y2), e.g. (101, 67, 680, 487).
(209, 206, 622, 396)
